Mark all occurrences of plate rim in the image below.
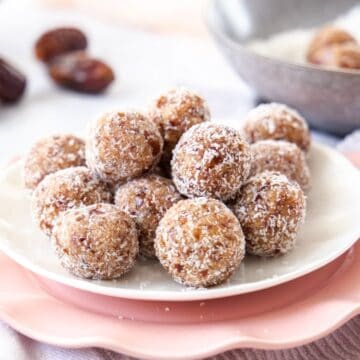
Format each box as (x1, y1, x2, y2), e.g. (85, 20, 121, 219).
(0, 249, 359, 359)
(0, 143, 360, 301)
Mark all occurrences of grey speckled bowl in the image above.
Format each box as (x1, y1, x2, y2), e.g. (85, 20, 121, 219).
(206, 0, 360, 135)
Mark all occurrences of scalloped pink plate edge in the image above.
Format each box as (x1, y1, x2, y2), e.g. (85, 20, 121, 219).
(0, 241, 359, 360)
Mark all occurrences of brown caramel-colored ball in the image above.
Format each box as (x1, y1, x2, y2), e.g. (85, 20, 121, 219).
(0, 58, 26, 103)
(232, 171, 306, 257)
(250, 140, 311, 191)
(32, 166, 112, 235)
(243, 103, 311, 152)
(52, 203, 138, 280)
(24, 134, 85, 190)
(149, 88, 210, 169)
(86, 111, 163, 185)
(310, 43, 360, 69)
(307, 26, 357, 64)
(115, 174, 182, 259)
(155, 198, 245, 288)
(172, 123, 251, 201)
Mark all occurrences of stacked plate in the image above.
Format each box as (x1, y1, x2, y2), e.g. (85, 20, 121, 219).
(0, 142, 359, 359)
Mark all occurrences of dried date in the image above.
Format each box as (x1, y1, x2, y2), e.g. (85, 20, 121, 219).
(35, 27, 87, 63)
(48, 52, 114, 93)
(310, 43, 360, 69)
(0, 58, 26, 103)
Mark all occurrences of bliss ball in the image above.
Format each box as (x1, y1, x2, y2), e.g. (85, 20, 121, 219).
(86, 111, 163, 185)
(52, 203, 138, 280)
(250, 140, 311, 191)
(307, 26, 357, 64)
(32, 166, 112, 235)
(243, 103, 311, 152)
(115, 174, 182, 259)
(24, 134, 85, 190)
(149, 88, 210, 169)
(232, 171, 306, 257)
(155, 198, 245, 288)
(171, 123, 251, 201)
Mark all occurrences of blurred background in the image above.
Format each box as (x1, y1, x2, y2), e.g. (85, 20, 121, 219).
(0, 0, 256, 167)
(2, 0, 352, 168)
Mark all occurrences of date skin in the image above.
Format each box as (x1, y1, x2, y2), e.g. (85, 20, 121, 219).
(35, 27, 88, 63)
(48, 52, 115, 93)
(0, 58, 26, 103)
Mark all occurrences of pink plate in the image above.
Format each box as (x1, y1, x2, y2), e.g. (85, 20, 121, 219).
(0, 241, 359, 359)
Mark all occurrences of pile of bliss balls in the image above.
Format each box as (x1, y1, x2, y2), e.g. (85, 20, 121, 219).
(24, 88, 310, 288)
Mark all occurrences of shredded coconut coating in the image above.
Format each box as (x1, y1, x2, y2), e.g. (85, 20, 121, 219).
(24, 134, 85, 190)
(171, 123, 252, 201)
(243, 103, 311, 152)
(307, 26, 357, 64)
(309, 43, 360, 69)
(250, 140, 311, 191)
(232, 171, 306, 257)
(52, 203, 138, 280)
(86, 111, 163, 185)
(155, 198, 245, 288)
(32, 166, 112, 235)
(115, 174, 182, 259)
(149, 88, 210, 170)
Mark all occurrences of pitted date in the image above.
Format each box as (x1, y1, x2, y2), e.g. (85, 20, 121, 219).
(35, 27, 88, 63)
(48, 52, 114, 93)
(0, 58, 26, 103)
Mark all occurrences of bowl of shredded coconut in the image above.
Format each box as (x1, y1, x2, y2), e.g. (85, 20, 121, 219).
(207, 0, 360, 135)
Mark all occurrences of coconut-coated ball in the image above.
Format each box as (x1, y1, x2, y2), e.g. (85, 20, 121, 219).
(52, 203, 138, 280)
(307, 26, 357, 64)
(149, 88, 210, 170)
(243, 103, 311, 152)
(232, 171, 306, 257)
(250, 140, 311, 191)
(309, 43, 360, 69)
(151, 164, 171, 178)
(115, 174, 182, 259)
(155, 197, 245, 288)
(24, 134, 85, 190)
(86, 111, 163, 185)
(32, 166, 112, 235)
(171, 123, 251, 201)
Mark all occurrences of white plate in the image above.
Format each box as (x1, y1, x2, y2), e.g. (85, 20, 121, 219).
(0, 143, 359, 301)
